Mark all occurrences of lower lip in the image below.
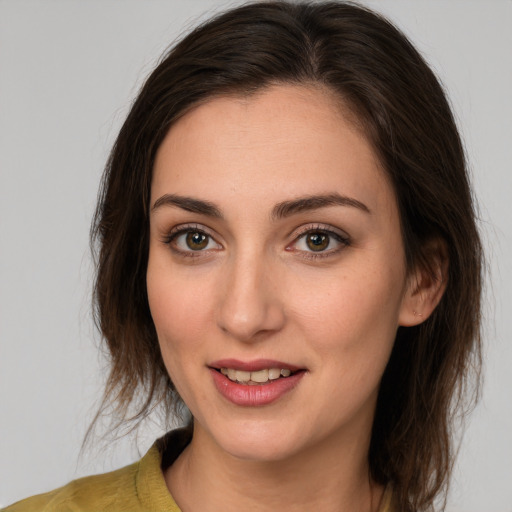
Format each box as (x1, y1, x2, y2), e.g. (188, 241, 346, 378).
(210, 369, 305, 406)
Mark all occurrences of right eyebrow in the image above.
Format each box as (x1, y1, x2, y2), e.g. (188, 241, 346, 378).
(151, 194, 224, 218)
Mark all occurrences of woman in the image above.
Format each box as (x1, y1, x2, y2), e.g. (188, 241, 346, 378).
(4, 1, 482, 511)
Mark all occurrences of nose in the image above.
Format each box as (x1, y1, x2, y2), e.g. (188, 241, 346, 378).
(216, 253, 286, 343)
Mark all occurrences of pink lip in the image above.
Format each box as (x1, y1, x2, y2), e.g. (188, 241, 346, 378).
(209, 367, 305, 407)
(209, 358, 301, 372)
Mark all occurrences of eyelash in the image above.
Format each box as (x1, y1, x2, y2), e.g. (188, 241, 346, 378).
(288, 224, 350, 260)
(162, 224, 220, 258)
(162, 223, 350, 260)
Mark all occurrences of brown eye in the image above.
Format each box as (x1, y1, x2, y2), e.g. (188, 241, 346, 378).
(290, 226, 350, 257)
(165, 226, 222, 255)
(306, 232, 329, 251)
(186, 232, 209, 250)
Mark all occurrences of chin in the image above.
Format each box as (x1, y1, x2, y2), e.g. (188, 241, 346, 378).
(201, 417, 307, 463)
(221, 437, 297, 463)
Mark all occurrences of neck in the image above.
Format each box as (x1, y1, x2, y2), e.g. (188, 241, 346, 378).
(164, 422, 384, 512)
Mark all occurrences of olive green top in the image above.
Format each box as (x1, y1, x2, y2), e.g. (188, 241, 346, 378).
(4, 429, 394, 511)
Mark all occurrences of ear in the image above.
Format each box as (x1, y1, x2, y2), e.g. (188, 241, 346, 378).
(399, 238, 449, 327)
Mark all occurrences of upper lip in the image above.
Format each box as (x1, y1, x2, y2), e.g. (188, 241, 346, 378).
(209, 359, 301, 372)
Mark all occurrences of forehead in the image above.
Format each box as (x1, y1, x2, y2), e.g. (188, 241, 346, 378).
(151, 84, 394, 217)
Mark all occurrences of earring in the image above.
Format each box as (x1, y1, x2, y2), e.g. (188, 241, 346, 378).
(413, 310, 423, 317)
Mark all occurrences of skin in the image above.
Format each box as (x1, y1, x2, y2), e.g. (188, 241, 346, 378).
(147, 85, 443, 512)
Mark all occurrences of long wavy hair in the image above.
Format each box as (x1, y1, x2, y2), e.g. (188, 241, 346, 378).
(90, 2, 483, 510)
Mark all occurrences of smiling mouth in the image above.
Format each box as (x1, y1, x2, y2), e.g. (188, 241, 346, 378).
(218, 367, 294, 385)
(210, 362, 305, 405)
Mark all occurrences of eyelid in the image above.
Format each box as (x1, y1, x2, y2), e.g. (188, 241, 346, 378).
(286, 223, 351, 257)
(289, 223, 350, 242)
(162, 223, 223, 254)
(164, 223, 214, 238)
(160, 222, 349, 259)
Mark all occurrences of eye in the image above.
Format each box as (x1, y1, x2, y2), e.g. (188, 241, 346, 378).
(290, 226, 350, 258)
(302, 232, 330, 252)
(164, 225, 222, 254)
(183, 231, 210, 250)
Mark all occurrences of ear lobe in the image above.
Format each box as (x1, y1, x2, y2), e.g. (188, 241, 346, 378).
(399, 238, 449, 327)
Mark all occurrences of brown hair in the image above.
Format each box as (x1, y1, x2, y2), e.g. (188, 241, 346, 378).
(90, 2, 483, 510)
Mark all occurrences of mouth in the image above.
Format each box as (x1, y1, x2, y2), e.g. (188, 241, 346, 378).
(209, 359, 305, 406)
(217, 367, 294, 385)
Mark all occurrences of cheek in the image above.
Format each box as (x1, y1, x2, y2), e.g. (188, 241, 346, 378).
(147, 263, 217, 410)
(289, 260, 404, 367)
(146, 257, 214, 367)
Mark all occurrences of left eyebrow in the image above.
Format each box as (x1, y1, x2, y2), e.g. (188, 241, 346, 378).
(271, 193, 370, 220)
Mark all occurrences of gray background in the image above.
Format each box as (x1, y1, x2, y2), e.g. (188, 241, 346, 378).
(1, 1, 511, 510)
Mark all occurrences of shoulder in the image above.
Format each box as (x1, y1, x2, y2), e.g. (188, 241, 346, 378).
(378, 484, 395, 512)
(2, 429, 191, 512)
(2, 459, 140, 512)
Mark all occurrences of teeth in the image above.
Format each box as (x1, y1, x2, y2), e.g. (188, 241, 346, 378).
(268, 368, 281, 380)
(235, 370, 251, 382)
(251, 369, 269, 383)
(219, 367, 294, 384)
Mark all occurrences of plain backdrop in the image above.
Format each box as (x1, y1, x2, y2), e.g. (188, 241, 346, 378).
(1, 1, 511, 510)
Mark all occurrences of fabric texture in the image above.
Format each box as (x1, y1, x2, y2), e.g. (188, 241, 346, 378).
(4, 428, 394, 511)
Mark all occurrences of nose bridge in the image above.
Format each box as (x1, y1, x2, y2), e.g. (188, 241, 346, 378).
(216, 246, 285, 342)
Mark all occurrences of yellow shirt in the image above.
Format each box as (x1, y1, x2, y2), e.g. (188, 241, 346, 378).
(4, 429, 394, 512)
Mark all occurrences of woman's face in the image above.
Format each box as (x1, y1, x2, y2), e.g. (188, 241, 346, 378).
(147, 85, 414, 462)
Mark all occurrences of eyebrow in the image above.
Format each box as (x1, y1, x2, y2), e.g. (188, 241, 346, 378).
(151, 192, 370, 219)
(152, 194, 223, 218)
(271, 193, 370, 219)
